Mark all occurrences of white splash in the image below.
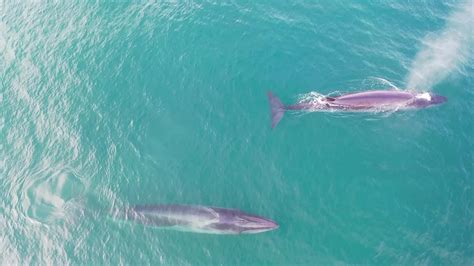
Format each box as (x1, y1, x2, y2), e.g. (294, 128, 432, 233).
(298, 91, 326, 104)
(415, 92, 432, 101)
(406, 0, 473, 90)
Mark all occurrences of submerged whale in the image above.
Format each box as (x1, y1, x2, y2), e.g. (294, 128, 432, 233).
(122, 204, 278, 234)
(268, 90, 447, 128)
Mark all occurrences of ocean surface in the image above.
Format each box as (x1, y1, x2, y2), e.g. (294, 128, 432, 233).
(1, 1, 473, 265)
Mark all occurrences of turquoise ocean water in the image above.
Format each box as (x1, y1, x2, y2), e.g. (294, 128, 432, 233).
(1, 1, 473, 264)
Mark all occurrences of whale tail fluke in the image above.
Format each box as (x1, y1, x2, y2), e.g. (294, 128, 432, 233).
(267, 91, 285, 129)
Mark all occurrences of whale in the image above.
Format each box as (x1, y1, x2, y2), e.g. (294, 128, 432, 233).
(122, 204, 278, 234)
(268, 90, 447, 128)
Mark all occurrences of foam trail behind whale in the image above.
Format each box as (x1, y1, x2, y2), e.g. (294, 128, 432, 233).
(406, 1, 473, 90)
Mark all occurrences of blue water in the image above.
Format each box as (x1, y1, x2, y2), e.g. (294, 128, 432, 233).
(1, 1, 473, 264)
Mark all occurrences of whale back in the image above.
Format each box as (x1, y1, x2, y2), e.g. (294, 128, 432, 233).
(333, 90, 413, 107)
(127, 205, 220, 227)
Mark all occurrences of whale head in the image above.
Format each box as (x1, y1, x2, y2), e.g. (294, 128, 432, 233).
(210, 208, 279, 234)
(233, 214, 279, 234)
(411, 92, 447, 108)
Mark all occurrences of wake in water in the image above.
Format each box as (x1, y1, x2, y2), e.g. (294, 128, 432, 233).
(406, 0, 473, 90)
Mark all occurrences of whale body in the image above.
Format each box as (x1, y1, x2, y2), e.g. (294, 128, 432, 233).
(268, 90, 447, 128)
(122, 204, 278, 234)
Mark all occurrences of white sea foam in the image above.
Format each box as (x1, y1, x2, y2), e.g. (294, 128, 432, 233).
(406, 1, 473, 90)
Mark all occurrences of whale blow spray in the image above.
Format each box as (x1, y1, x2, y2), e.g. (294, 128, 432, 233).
(406, 1, 473, 90)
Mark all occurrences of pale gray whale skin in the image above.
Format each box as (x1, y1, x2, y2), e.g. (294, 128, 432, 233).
(123, 204, 278, 234)
(268, 90, 447, 128)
